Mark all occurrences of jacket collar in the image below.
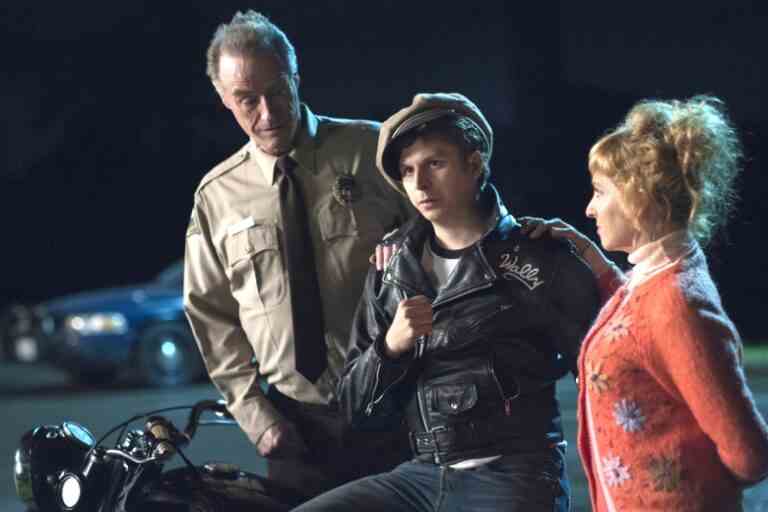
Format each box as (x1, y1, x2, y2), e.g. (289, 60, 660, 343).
(384, 184, 519, 304)
(482, 184, 518, 241)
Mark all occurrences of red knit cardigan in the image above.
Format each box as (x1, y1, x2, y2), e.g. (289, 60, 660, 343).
(577, 247, 768, 511)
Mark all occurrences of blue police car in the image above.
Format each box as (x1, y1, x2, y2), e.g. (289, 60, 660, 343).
(38, 261, 206, 386)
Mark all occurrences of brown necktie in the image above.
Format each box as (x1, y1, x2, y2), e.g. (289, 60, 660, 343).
(275, 155, 326, 382)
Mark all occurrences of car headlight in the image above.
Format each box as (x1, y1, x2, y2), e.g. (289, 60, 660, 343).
(65, 313, 128, 335)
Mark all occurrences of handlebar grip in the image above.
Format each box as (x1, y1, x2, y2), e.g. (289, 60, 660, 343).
(145, 417, 179, 459)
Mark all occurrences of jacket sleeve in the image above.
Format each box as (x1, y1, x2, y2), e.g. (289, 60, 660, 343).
(548, 244, 602, 376)
(336, 266, 414, 429)
(596, 263, 626, 302)
(183, 195, 282, 446)
(644, 280, 768, 484)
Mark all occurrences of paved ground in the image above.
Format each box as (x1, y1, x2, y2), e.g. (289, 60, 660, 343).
(2, 362, 768, 511)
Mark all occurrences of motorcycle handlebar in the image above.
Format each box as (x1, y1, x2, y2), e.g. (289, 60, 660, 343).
(103, 448, 163, 465)
(97, 401, 234, 462)
(183, 399, 235, 440)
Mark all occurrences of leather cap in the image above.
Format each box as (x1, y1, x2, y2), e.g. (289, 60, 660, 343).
(376, 92, 493, 190)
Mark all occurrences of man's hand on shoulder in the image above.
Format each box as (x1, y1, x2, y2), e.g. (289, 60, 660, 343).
(369, 227, 401, 270)
(256, 421, 307, 458)
(369, 242, 400, 271)
(519, 216, 614, 278)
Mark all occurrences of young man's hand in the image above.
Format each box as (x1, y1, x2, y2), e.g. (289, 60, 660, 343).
(384, 295, 432, 358)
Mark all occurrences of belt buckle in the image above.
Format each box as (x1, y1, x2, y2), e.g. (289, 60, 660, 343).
(408, 431, 419, 454)
(425, 426, 448, 452)
(428, 426, 449, 464)
(409, 426, 447, 455)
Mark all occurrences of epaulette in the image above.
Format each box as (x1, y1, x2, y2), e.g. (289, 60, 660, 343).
(196, 144, 251, 194)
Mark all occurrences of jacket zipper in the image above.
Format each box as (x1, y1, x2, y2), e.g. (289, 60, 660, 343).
(364, 351, 415, 416)
(416, 372, 438, 463)
(416, 369, 429, 432)
(488, 356, 517, 416)
(364, 361, 383, 416)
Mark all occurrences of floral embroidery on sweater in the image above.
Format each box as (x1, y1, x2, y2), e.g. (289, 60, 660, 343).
(603, 313, 631, 343)
(586, 359, 610, 394)
(613, 398, 645, 433)
(602, 454, 631, 487)
(648, 455, 683, 492)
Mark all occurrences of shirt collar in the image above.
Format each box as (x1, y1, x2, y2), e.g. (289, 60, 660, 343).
(288, 103, 318, 174)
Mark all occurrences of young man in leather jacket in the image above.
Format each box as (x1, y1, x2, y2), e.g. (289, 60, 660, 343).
(294, 93, 600, 511)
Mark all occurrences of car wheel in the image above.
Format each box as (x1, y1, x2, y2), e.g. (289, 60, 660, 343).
(137, 322, 205, 386)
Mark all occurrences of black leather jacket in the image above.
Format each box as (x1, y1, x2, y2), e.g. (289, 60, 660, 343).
(337, 187, 600, 464)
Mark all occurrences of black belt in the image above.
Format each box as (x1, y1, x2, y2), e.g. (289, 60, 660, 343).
(409, 420, 559, 459)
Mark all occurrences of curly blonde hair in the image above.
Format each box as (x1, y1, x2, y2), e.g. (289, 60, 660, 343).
(588, 95, 742, 245)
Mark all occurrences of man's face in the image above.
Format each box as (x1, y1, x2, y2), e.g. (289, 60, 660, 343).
(399, 135, 481, 226)
(216, 52, 301, 156)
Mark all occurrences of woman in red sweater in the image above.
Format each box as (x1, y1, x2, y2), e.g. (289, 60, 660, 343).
(525, 96, 768, 511)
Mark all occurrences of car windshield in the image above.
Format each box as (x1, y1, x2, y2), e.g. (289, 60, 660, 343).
(154, 261, 183, 288)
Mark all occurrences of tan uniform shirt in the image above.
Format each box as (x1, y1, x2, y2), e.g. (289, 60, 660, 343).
(184, 105, 411, 445)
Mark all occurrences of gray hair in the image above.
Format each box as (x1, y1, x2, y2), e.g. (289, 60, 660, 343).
(206, 10, 298, 85)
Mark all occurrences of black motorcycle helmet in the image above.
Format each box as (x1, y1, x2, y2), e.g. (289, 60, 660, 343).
(14, 422, 95, 511)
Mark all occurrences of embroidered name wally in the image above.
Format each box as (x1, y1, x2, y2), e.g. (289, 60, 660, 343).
(498, 253, 545, 290)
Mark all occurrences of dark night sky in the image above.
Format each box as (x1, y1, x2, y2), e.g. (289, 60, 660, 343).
(2, 1, 767, 337)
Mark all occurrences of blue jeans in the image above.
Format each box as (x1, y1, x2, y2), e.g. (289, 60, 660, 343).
(292, 443, 570, 511)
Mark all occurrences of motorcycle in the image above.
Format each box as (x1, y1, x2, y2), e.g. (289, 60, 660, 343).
(12, 399, 304, 511)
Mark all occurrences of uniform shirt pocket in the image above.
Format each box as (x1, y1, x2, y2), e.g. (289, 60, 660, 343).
(316, 195, 390, 244)
(225, 223, 286, 310)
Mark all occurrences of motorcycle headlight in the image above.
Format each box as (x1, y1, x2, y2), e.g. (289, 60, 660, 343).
(59, 473, 83, 509)
(14, 423, 95, 511)
(65, 313, 128, 335)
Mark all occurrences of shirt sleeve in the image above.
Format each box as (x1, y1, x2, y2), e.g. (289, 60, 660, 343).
(183, 195, 282, 446)
(644, 279, 768, 483)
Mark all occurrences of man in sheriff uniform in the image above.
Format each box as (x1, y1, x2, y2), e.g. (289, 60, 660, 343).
(183, 10, 411, 502)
